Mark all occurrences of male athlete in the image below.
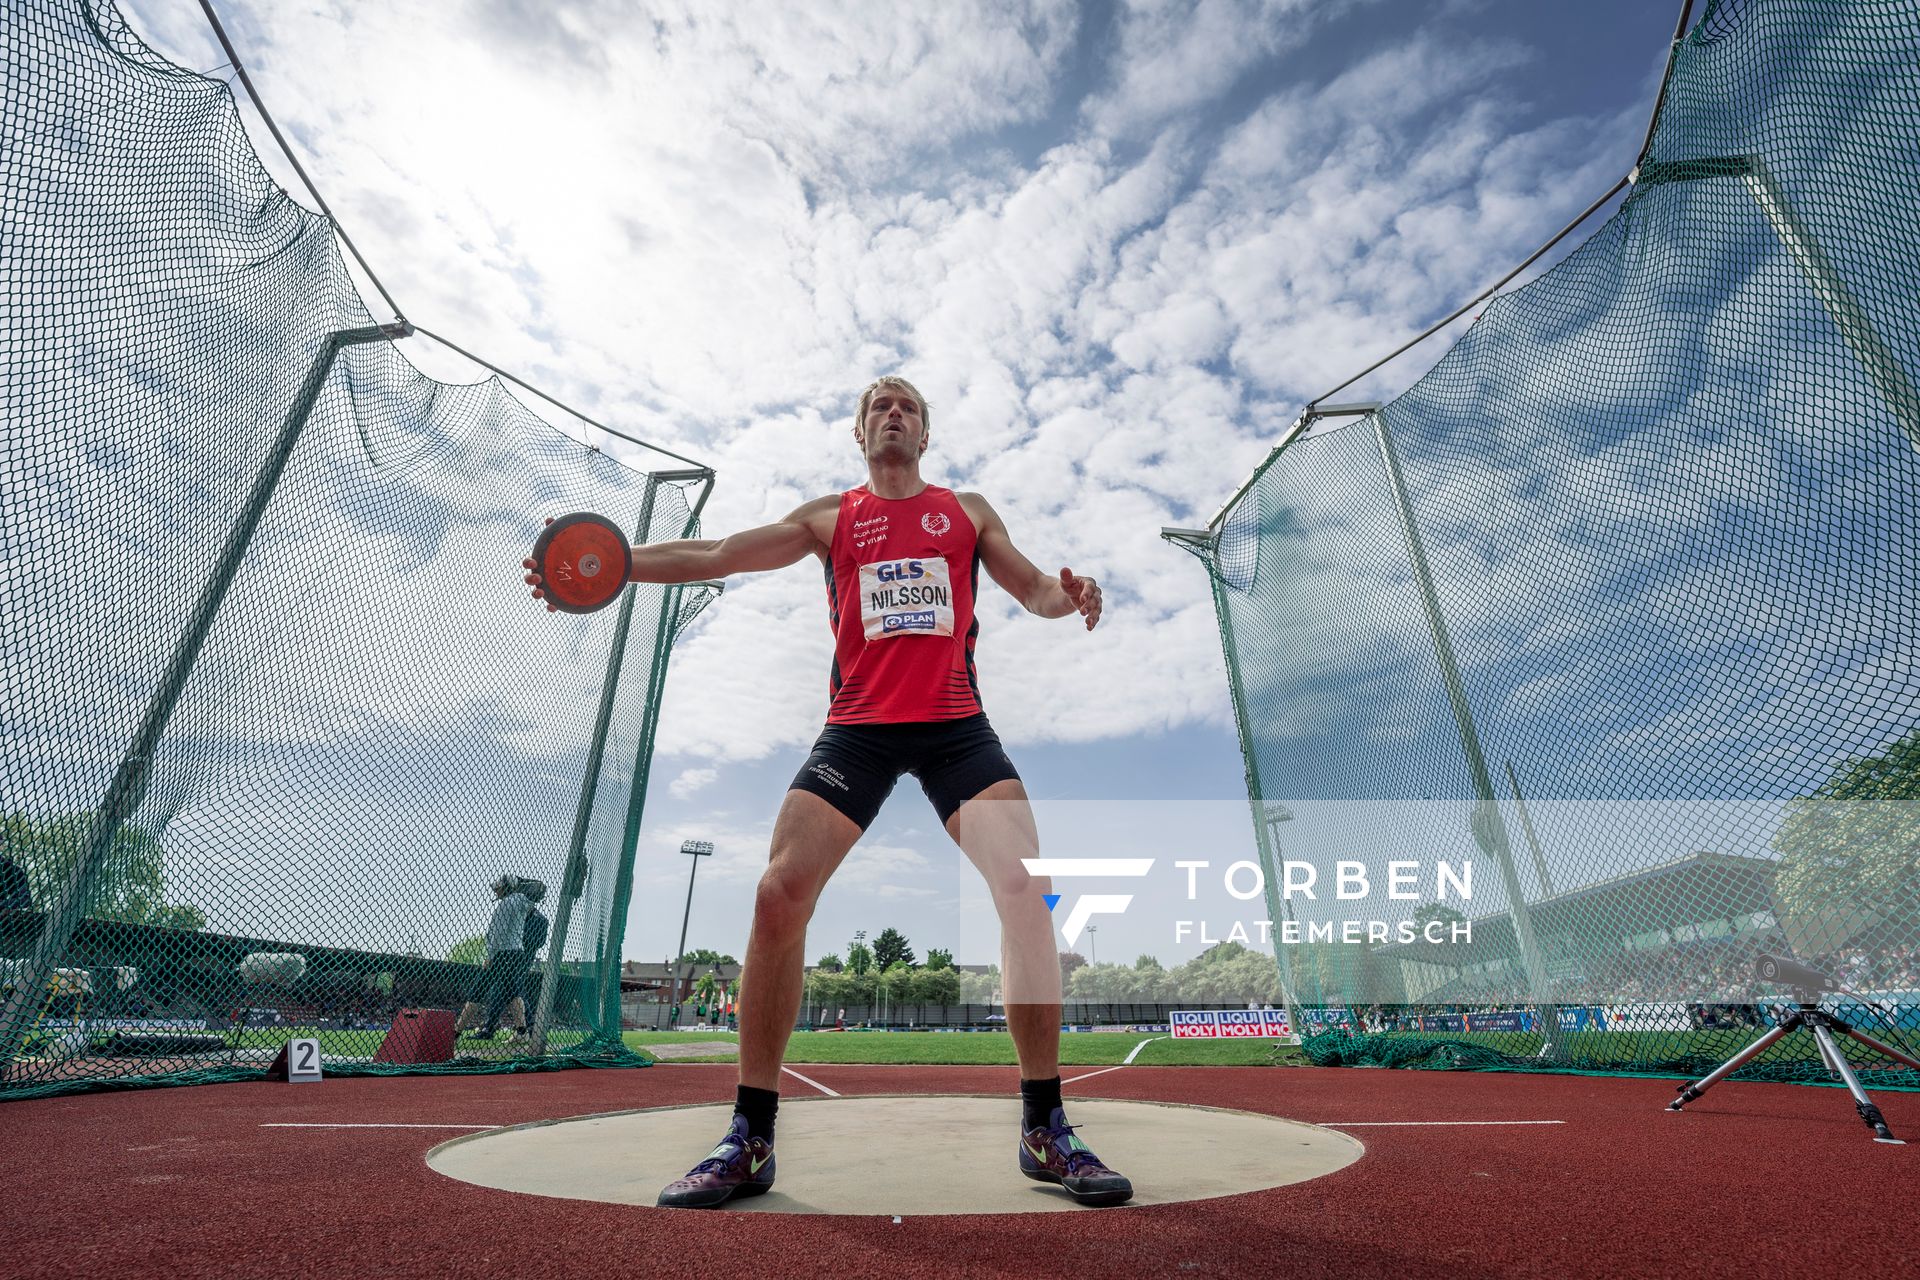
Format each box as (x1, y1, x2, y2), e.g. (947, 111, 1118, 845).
(523, 376, 1130, 1208)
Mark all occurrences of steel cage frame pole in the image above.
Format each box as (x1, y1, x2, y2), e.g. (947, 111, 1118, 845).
(579, 469, 719, 1039)
(0, 323, 406, 1071)
(1262, 802, 1304, 1038)
(1505, 761, 1557, 900)
(529, 478, 661, 1053)
(1208, 570, 1305, 1033)
(1371, 415, 1561, 1048)
(593, 593, 680, 1038)
(1634, 155, 1920, 455)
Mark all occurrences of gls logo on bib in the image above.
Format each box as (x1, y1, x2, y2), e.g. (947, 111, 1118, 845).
(859, 557, 955, 640)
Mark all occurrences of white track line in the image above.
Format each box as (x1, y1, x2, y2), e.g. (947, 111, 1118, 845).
(261, 1123, 500, 1129)
(1063, 1036, 1164, 1083)
(1062, 1064, 1126, 1084)
(1314, 1120, 1566, 1127)
(781, 1066, 840, 1097)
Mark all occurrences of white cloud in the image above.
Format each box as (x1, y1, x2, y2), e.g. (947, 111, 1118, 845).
(1083, 0, 1368, 139)
(104, 1, 1662, 780)
(668, 767, 719, 799)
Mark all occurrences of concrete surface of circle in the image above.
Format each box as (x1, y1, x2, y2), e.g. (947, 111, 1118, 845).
(427, 1095, 1363, 1214)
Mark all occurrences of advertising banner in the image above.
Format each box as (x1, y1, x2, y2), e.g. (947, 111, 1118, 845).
(1170, 1009, 1293, 1039)
(1462, 1011, 1536, 1033)
(1170, 1010, 1218, 1039)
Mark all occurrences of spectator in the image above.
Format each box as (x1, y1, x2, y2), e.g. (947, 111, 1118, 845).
(0, 834, 32, 912)
(500, 882, 549, 1043)
(456, 874, 535, 1041)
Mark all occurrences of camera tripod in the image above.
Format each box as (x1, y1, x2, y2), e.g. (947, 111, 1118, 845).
(1667, 994, 1920, 1144)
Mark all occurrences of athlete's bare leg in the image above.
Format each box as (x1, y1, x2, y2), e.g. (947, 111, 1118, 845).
(737, 789, 864, 1091)
(945, 778, 1060, 1079)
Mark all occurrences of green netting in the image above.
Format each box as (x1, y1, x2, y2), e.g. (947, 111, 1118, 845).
(1, 0, 716, 1100)
(1177, 0, 1920, 1084)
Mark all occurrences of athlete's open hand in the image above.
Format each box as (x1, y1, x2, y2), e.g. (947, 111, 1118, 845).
(1060, 568, 1102, 631)
(522, 515, 558, 612)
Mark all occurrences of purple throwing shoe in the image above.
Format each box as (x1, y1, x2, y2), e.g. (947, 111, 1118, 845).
(1019, 1106, 1133, 1206)
(656, 1113, 776, 1209)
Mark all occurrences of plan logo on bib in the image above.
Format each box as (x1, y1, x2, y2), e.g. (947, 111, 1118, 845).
(921, 511, 951, 536)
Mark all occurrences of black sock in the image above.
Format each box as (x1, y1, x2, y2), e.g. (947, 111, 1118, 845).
(735, 1085, 779, 1144)
(1020, 1076, 1063, 1131)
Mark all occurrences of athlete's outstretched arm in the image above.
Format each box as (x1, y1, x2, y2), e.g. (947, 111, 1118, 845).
(961, 493, 1102, 630)
(522, 496, 834, 609)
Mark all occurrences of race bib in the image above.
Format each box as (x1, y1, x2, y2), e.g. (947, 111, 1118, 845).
(859, 556, 955, 640)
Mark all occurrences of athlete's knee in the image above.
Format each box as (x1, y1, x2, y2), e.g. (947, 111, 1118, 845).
(983, 861, 1048, 906)
(752, 865, 818, 938)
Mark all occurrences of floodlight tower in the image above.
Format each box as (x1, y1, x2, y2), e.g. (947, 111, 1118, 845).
(662, 839, 714, 1027)
(854, 930, 867, 1024)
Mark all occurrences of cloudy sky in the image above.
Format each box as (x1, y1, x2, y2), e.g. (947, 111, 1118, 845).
(121, 0, 1687, 968)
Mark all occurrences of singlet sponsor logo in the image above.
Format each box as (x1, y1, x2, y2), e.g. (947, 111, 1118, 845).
(859, 556, 955, 640)
(851, 513, 891, 550)
(921, 511, 951, 536)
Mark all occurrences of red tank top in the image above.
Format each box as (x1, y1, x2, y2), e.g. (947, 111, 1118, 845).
(823, 485, 983, 724)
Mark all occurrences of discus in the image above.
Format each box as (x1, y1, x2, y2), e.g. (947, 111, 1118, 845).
(528, 512, 632, 614)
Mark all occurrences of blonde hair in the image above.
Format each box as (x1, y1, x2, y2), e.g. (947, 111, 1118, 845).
(854, 375, 931, 441)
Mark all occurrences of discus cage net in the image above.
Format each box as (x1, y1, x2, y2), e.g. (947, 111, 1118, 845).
(1170, 0, 1919, 1083)
(1, 0, 717, 1100)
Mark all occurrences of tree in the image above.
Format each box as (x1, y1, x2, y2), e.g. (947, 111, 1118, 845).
(909, 966, 961, 1005)
(448, 936, 487, 966)
(956, 966, 999, 1003)
(1070, 962, 1150, 1001)
(1059, 950, 1087, 985)
(925, 947, 954, 971)
(1774, 730, 1920, 949)
(808, 968, 865, 1014)
(1167, 941, 1281, 1004)
(3, 814, 208, 930)
(814, 952, 844, 972)
(846, 941, 874, 976)
(677, 948, 736, 966)
(873, 927, 916, 969)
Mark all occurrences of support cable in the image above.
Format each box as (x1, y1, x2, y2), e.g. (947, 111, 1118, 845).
(193, 1, 713, 475)
(196, 0, 406, 325)
(1304, 0, 1697, 412)
(411, 327, 710, 471)
(1306, 177, 1629, 410)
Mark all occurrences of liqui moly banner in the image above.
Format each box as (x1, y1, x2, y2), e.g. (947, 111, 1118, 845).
(1170, 1010, 1218, 1039)
(1170, 1009, 1293, 1039)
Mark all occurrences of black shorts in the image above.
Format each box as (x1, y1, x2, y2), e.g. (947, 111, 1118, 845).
(788, 714, 1021, 832)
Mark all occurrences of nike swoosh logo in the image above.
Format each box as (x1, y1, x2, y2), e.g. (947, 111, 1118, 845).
(750, 1153, 771, 1174)
(1023, 1140, 1049, 1163)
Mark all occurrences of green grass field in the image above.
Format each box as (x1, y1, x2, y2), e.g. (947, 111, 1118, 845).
(621, 1029, 1300, 1067)
(159, 1022, 1920, 1079)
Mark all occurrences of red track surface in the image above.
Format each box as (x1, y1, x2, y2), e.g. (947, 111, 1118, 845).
(3, 1063, 1916, 1279)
